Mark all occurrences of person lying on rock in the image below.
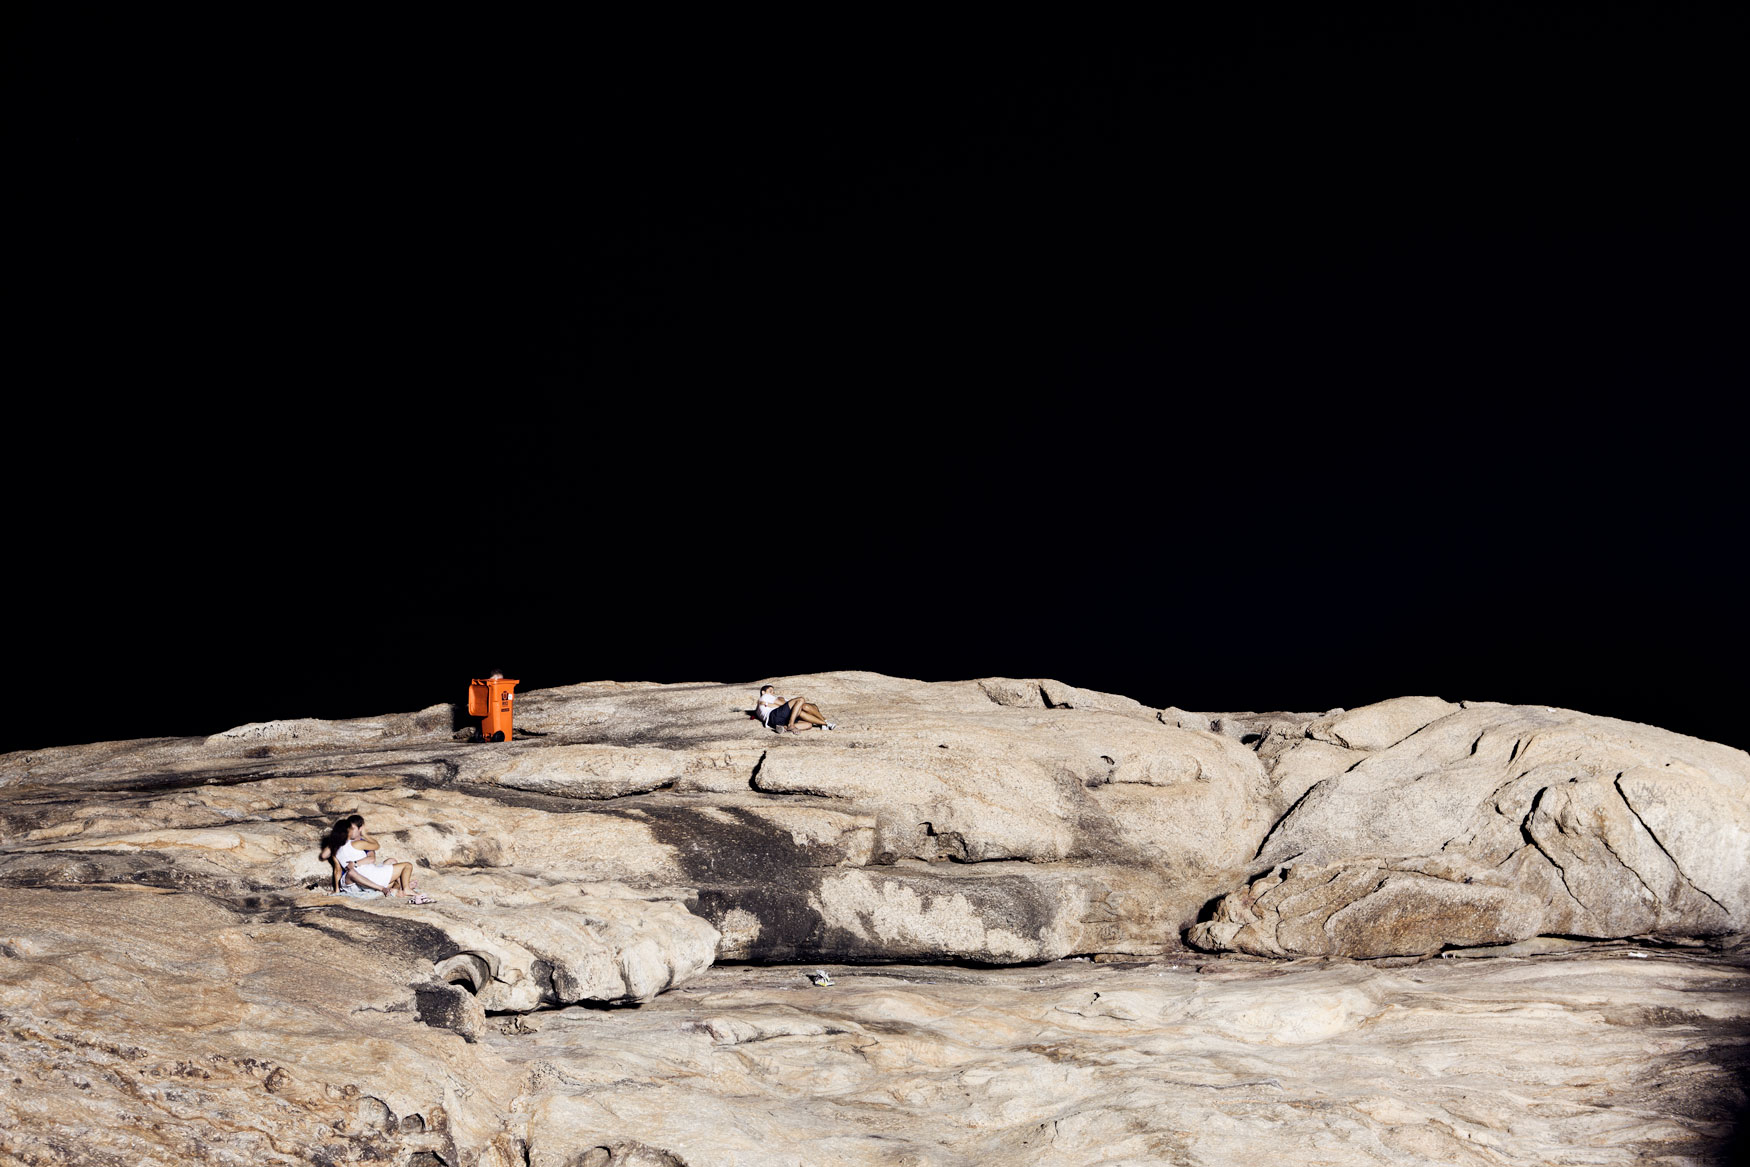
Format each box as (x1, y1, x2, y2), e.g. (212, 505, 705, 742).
(317, 815, 433, 903)
(755, 684, 836, 734)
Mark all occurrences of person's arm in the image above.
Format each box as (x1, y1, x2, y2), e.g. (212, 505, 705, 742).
(355, 834, 395, 864)
(330, 857, 342, 893)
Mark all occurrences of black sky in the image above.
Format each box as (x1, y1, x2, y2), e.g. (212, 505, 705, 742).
(8, 6, 1743, 755)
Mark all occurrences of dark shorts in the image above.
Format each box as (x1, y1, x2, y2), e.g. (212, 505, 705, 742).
(764, 702, 793, 727)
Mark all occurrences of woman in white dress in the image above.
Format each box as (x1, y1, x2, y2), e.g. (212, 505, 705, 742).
(755, 685, 836, 734)
(318, 815, 431, 902)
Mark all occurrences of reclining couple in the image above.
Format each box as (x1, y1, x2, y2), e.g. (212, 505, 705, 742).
(756, 685, 837, 734)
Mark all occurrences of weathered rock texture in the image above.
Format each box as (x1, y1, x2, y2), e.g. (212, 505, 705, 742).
(1190, 698, 1750, 958)
(1, 672, 1285, 968)
(2, 673, 1747, 1164)
(504, 949, 1750, 1166)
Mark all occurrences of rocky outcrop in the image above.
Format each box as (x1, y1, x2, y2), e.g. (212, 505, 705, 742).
(0, 671, 1278, 968)
(3, 674, 1748, 1163)
(1190, 699, 1750, 957)
(5, 679, 1745, 970)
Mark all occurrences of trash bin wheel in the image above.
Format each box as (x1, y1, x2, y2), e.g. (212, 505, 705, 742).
(490, 730, 506, 742)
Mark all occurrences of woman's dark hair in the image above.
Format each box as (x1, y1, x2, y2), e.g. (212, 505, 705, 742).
(318, 814, 365, 860)
(760, 685, 774, 693)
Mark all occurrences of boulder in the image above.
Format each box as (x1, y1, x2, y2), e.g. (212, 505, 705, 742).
(1192, 699, 1750, 956)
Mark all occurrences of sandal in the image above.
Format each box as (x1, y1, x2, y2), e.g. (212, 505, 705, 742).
(408, 893, 436, 905)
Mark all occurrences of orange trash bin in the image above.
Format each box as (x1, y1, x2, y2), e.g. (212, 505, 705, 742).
(468, 677, 519, 742)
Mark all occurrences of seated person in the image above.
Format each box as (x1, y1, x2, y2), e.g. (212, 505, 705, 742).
(318, 814, 433, 903)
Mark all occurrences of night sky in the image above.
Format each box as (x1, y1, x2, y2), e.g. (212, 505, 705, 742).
(9, 6, 1742, 756)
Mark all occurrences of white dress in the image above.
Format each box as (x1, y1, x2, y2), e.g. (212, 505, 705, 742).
(336, 841, 395, 889)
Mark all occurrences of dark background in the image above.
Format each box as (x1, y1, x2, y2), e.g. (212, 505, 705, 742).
(7, 5, 1742, 755)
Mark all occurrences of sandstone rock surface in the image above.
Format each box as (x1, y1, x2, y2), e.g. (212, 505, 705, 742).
(1192, 700, 1750, 958)
(503, 949, 1750, 1166)
(2, 673, 1747, 1164)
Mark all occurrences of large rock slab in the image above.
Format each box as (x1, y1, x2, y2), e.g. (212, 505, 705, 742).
(0, 672, 1282, 996)
(1193, 699, 1750, 956)
(504, 949, 1750, 1166)
(0, 885, 531, 1166)
(3, 674, 1750, 1163)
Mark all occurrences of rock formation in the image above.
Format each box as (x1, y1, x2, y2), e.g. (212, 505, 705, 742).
(2, 673, 1745, 1164)
(1189, 697, 1750, 958)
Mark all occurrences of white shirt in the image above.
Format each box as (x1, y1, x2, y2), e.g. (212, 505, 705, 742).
(757, 692, 785, 723)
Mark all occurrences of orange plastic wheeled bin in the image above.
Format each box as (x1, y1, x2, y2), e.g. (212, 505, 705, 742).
(468, 677, 519, 741)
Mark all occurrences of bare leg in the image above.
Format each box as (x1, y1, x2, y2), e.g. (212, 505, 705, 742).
(392, 863, 416, 893)
(783, 698, 814, 732)
(792, 707, 829, 727)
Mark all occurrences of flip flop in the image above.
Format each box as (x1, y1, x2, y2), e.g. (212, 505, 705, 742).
(408, 893, 436, 905)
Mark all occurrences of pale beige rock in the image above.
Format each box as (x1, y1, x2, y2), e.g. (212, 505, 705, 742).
(1194, 700, 1750, 957)
(976, 676, 1046, 707)
(1036, 679, 1154, 718)
(466, 743, 687, 799)
(503, 951, 1750, 1166)
(202, 703, 457, 753)
(1257, 736, 1367, 813)
(0, 673, 1282, 974)
(1157, 705, 1213, 732)
(4, 674, 1749, 1163)
(0, 887, 529, 1166)
(1191, 859, 1546, 958)
(1305, 694, 1459, 751)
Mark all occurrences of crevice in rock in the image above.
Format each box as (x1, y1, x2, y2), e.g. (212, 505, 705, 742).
(747, 750, 766, 789)
(438, 782, 616, 815)
(1038, 685, 1057, 709)
(1250, 856, 1297, 883)
(1613, 775, 1730, 917)
(1192, 892, 1229, 925)
(1593, 822, 1662, 909)
(1252, 787, 1319, 861)
(714, 951, 1064, 971)
(1520, 789, 1589, 915)
(484, 994, 645, 1018)
(1476, 769, 1535, 820)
